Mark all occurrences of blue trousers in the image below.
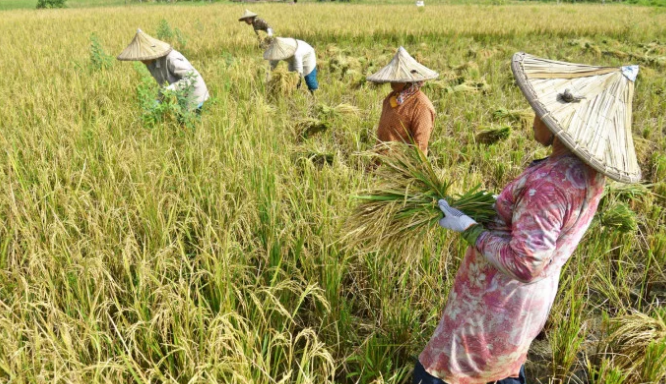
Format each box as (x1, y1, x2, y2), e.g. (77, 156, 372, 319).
(413, 360, 526, 384)
(304, 67, 319, 91)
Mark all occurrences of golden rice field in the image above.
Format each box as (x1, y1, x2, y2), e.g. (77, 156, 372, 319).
(0, 2, 665, 383)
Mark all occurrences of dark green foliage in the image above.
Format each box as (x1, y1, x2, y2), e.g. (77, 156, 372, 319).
(156, 19, 174, 41)
(36, 0, 66, 8)
(134, 62, 200, 129)
(89, 34, 113, 71)
(156, 19, 188, 54)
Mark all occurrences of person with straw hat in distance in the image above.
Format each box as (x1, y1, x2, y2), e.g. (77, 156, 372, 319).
(367, 47, 437, 156)
(264, 37, 318, 94)
(117, 29, 209, 113)
(414, 53, 642, 384)
(239, 9, 274, 46)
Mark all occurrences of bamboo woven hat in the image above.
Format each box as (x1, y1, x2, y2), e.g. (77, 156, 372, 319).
(367, 47, 438, 83)
(263, 37, 297, 61)
(117, 29, 172, 61)
(238, 9, 258, 21)
(512, 52, 641, 183)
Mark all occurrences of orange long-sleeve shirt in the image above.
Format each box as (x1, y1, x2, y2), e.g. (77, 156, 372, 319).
(376, 90, 435, 155)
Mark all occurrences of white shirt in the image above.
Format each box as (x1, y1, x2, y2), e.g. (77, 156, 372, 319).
(270, 39, 316, 76)
(146, 50, 209, 106)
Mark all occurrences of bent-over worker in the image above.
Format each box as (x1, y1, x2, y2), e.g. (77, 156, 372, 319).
(117, 29, 209, 112)
(239, 9, 274, 45)
(264, 37, 318, 94)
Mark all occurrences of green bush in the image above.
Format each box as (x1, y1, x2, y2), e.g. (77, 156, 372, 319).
(134, 62, 201, 129)
(36, 0, 66, 8)
(89, 34, 113, 71)
(156, 19, 174, 41)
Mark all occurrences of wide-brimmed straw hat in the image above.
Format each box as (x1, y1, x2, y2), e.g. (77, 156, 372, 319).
(263, 37, 297, 61)
(512, 52, 641, 183)
(117, 29, 172, 61)
(238, 9, 258, 22)
(366, 47, 438, 83)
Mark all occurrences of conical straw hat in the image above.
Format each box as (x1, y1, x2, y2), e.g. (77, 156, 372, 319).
(366, 47, 438, 83)
(239, 9, 258, 21)
(117, 29, 172, 61)
(512, 52, 641, 183)
(263, 37, 297, 61)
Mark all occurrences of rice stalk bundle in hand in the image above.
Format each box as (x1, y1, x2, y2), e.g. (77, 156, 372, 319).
(343, 145, 496, 254)
(476, 126, 511, 145)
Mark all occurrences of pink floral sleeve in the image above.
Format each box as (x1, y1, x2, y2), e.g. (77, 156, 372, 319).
(476, 181, 569, 284)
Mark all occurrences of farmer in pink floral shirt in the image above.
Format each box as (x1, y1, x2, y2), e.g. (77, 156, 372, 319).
(414, 53, 642, 384)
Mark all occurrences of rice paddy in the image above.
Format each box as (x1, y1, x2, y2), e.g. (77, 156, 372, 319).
(0, 2, 665, 383)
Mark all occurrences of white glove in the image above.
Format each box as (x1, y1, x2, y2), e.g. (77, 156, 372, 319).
(438, 199, 477, 233)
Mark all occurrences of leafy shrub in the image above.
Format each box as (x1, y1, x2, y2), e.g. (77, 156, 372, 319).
(36, 0, 66, 8)
(89, 34, 113, 71)
(156, 19, 188, 54)
(134, 62, 201, 129)
(156, 19, 174, 41)
(175, 28, 188, 52)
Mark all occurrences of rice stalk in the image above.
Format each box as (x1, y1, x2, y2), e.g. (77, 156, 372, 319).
(343, 144, 495, 253)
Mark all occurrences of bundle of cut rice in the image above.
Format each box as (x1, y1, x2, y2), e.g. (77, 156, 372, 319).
(267, 66, 298, 96)
(604, 310, 666, 381)
(298, 118, 330, 139)
(599, 202, 638, 233)
(492, 107, 534, 130)
(476, 126, 511, 145)
(603, 49, 631, 59)
(293, 150, 335, 167)
(316, 103, 361, 119)
(343, 144, 495, 253)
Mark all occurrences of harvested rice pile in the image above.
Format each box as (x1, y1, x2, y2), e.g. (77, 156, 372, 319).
(299, 103, 361, 139)
(604, 310, 666, 382)
(267, 66, 299, 96)
(493, 107, 534, 130)
(476, 126, 511, 145)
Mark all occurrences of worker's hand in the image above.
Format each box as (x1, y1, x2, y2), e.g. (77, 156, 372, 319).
(297, 77, 303, 89)
(437, 199, 477, 233)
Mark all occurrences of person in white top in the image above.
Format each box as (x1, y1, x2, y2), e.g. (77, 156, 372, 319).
(264, 37, 318, 94)
(117, 29, 209, 111)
